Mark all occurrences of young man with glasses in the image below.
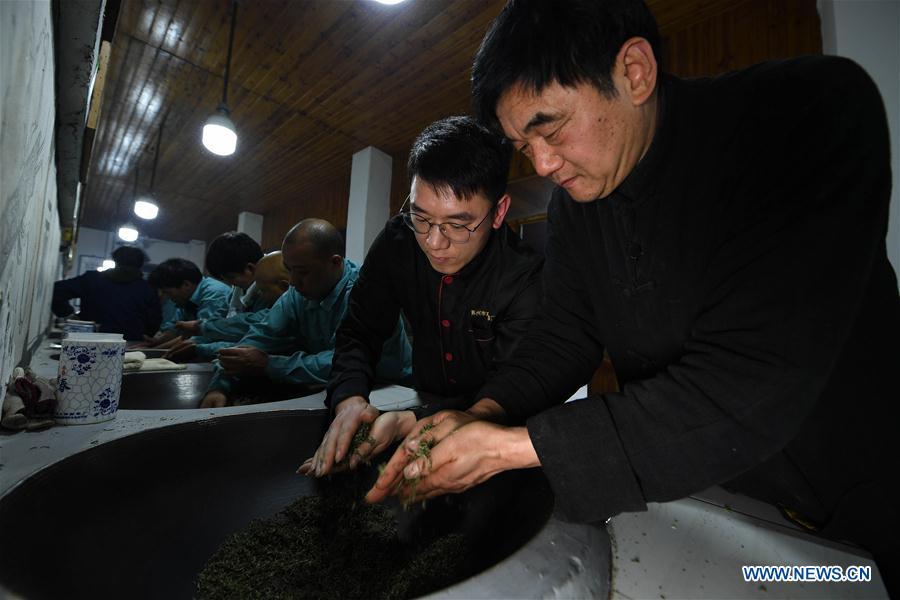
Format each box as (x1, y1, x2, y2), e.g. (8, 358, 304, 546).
(302, 115, 543, 476)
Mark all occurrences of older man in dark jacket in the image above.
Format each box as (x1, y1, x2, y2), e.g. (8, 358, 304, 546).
(369, 0, 900, 592)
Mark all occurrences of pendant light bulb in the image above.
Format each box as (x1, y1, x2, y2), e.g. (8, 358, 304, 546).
(133, 198, 159, 220)
(117, 225, 139, 242)
(202, 107, 237, 156)
(203, 2, 239, 157)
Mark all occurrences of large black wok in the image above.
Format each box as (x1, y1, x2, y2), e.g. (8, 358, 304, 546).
(0, 410, 609, 598)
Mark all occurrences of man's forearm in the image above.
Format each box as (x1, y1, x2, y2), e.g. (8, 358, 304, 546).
(266, 351, 331, 386)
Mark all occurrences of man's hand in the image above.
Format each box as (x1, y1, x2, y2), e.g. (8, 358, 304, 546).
(144, 330, 179, 348)
(365, 419, 539, 504)
(363, 410, 476, 501)
(297, 410, 417, 475)
(298, 396, 379, 477)
(351, 410, 417, 469)
(164, 339, 197, 362)
(200, 390, 228, 408)
(217, 346, 268, 376)
(175, 320, 202, 336)
(156, 335, 184, 350)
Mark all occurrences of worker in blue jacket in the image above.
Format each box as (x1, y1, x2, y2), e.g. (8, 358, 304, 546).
(166, 251, 290, 361)
(158, 297, 181, 333)
(146, 269, 181, 342)
(202, 230, 266, 318)
(147, 258, 231, 349)
(200, 219, 413, 408)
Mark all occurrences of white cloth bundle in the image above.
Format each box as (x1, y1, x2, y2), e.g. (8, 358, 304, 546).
(123, 351, 146, 372)
(123, 352, 186, 372)
(139, 358, 187, 372)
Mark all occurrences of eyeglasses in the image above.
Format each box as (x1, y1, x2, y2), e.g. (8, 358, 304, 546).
(399, 196, 493, 244)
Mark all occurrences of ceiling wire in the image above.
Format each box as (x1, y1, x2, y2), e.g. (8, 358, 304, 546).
(222, 0, 238, 108)
(150, 108, 169, 192)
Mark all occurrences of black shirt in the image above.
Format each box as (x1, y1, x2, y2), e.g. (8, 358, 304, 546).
(478, 57, 900, 565)
(328, 215, 543, 407)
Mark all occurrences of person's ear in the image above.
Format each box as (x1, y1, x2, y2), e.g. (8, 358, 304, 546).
(491, 194, 511, 229)
(330, 254, 343, 267)
(278, 279, 290, 293)
(245, 263, 256, 277)
(617, 36, 657, 107)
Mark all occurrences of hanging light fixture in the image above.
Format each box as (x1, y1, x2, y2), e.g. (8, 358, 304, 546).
(117, 225, 139, 242)
(134, 115, 166, 220)
(134, 200, 159, 220)
(202, 1, 239, 156)
(99, 259, 116, 271)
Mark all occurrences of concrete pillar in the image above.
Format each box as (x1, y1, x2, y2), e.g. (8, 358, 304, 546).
(345, 146, 392, 265)
(237, 211, 263, 245)
(188, 240, 207, 270)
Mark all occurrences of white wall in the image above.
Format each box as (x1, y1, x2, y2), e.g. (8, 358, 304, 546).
(237, 211, 264, 245)
(70, 226, 111, 274)
(819, 0, 900, 284)
(0, 1, 62, 404)
(142, 238, 206, 271)
(72, 226, 207, 275)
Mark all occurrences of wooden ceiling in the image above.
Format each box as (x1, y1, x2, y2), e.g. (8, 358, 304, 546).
(80, 0, 820, 244)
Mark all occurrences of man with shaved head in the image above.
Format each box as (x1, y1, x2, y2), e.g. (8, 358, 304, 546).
(166, 251, 291, 362)
(200, 219, 412, 408)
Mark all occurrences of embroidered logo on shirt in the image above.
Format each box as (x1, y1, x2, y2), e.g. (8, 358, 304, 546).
(470, 309, 495, 342)
(470, 309, 494, 322)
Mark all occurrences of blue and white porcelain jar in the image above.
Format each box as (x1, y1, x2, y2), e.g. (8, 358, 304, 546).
(54, 333, 126, 425)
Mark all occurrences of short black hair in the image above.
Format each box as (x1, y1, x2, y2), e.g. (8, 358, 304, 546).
(407, 115, 511, 205)
(111, 246, 147, 269)
(150, 258, 202, 288)
(472, 0, 661, 132)
(205, 231, 263, 279)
